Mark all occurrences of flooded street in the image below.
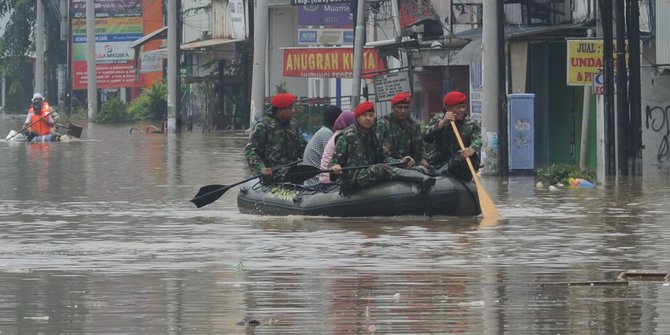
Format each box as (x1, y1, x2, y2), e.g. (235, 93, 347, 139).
(2, 115, 670, 334)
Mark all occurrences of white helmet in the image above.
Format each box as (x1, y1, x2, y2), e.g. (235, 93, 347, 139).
(32, 93, 44, 101)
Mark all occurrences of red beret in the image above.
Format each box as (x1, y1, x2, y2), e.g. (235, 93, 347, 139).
(354, 101, 375, 118)
(390, 92, 412, 106)
(271, 93, 297, 109)
(443, 91, 467, 106)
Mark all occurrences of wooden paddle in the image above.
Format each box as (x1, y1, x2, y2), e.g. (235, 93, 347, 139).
(283, 162, 406, 184)
(450, 121, 500, 219)
(190, 160, 301, 208)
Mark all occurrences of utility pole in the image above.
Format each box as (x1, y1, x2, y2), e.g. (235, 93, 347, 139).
(627, 0, 643, 175)
(579, 29, 594, 171)
(59, 0, 69, 113)
(351, 0, 367, 104)
(496, 0, 507, 175)
(35, 0, 45, 94)
(615, 0, 629, 176)
(1, 75, 5, 114)
(481, 0, 499, 175)
(599, 0, 616, 176)
(86, 0, 97, 121)
(250, 0, 268, 126)
(167, 0, 180, 133)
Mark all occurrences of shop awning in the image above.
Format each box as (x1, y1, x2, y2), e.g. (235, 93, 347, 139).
(180, 38, 244, 51)
(131, 26, 167, 49)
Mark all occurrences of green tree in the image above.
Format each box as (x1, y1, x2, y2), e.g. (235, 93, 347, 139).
(128, 80, 168, 122)
(0, 0, 66, 112)
(0, 0, 35, 111)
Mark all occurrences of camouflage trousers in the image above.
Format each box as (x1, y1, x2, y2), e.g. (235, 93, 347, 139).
(340, 164, 395, 192)
(259, 165, 292, 185)
(438, 154, 481, 181)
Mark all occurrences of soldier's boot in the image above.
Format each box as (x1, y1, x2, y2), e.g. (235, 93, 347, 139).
(390, 167, 436, 193)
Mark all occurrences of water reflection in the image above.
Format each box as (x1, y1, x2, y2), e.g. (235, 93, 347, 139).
(1, 117, 670, 333)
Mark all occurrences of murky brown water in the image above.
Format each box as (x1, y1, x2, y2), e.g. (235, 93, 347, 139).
(2, 115, 670, 334)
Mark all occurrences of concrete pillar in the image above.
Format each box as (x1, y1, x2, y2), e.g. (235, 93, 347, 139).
(250, 0, 268, 126)
(481, 0, 499, 174)
(167, 0, 180, 133)
(35, 0, 45, 94)
(351, 0, 367, 104)
(86, 0, 97, 120)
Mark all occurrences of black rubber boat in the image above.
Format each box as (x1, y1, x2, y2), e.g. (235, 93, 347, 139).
(237, 176, 481, 217)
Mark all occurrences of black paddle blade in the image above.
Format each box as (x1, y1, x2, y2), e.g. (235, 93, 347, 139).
(66, 123, 83, 138)
(283, 165, 324, 184)
(190, 184, 228, 208)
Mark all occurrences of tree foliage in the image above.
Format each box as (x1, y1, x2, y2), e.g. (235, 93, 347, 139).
(0, 0, 35, 110)
(0, 0, 66, 112)
(127, 80, 168, 122)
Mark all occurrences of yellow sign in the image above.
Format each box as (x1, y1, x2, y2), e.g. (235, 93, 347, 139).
(566, 39, 628, 86)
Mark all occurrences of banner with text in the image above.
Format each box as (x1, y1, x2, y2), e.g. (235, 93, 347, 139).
(283, 48, 386, 78)
(71, 0, 143, 89)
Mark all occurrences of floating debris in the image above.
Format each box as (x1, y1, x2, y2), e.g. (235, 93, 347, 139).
(23, 316, 49, 321)
(617, 270, 670, 281)
(236, 316, 260, 327)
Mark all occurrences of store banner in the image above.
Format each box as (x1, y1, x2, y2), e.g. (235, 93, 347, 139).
(297, 4, 352, 27)
(71, 0, 143, 89)
(566, 39, 629, 86)
(283, 48, 386, 78)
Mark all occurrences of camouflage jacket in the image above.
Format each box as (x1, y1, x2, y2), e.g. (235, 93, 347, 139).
(329, 121, 386, 171)
(423, 113, 482, 166)
(244, 109, 306, 175)
(376, 114, 425, 162)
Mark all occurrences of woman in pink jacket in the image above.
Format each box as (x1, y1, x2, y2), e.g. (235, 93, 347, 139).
(319, 111, 355, 184)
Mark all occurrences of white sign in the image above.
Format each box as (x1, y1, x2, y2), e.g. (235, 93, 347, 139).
(373, 71, 411, 102)
(230, 0, 247, 39)
(140, 50, 163, 73)
(592, 72, 617, 95)
(297, 28, 353, 45)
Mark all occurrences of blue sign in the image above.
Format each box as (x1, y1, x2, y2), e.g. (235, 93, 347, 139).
(343, 31, 354, 44)
(298, 4, 353, 27)
(299, 30, 318, 44)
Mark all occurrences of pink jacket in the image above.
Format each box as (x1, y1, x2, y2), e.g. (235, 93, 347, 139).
(319, 130, 342, 184)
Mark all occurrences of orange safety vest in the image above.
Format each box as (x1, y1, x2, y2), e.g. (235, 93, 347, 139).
(28, 102, 53, 136)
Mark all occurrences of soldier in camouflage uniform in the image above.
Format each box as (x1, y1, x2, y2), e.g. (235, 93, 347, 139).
(245, 93, 307, 184)
(376, 92, 430, 170)
(329, 101, 435, 193)
(423, 91, 482, 181)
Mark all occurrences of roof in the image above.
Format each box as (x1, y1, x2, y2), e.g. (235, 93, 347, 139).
(454, 22, 593, 41)
(180, 38, 244, 51)
(131, 26, 168, 49)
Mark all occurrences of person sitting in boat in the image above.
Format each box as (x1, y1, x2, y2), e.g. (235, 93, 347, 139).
(423, 90, 482, 181)
(301, 105, 343, 186)
(376, 92, 430, 171)
(22, 93, 60, 142)
(245, 92, 307, 184)
(329, 101, 436, 194)
(319, 111, 355, 185)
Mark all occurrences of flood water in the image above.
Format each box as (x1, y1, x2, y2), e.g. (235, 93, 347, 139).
(2, 115, 670, 334)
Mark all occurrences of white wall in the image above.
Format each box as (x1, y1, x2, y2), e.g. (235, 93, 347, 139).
(182, 0, 211, 43)
(641, 42, 670, 176)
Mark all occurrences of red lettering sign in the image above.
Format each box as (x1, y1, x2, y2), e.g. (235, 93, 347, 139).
(283, 48, 386, 79)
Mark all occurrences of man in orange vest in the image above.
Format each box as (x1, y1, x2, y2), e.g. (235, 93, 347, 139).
(22, 93, 58, 141)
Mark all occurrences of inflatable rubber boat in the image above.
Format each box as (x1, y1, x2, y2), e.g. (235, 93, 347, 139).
(237, 176, 481, 217)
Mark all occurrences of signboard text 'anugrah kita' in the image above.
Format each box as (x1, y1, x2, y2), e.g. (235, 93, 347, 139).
(283, 48, 386, 79)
